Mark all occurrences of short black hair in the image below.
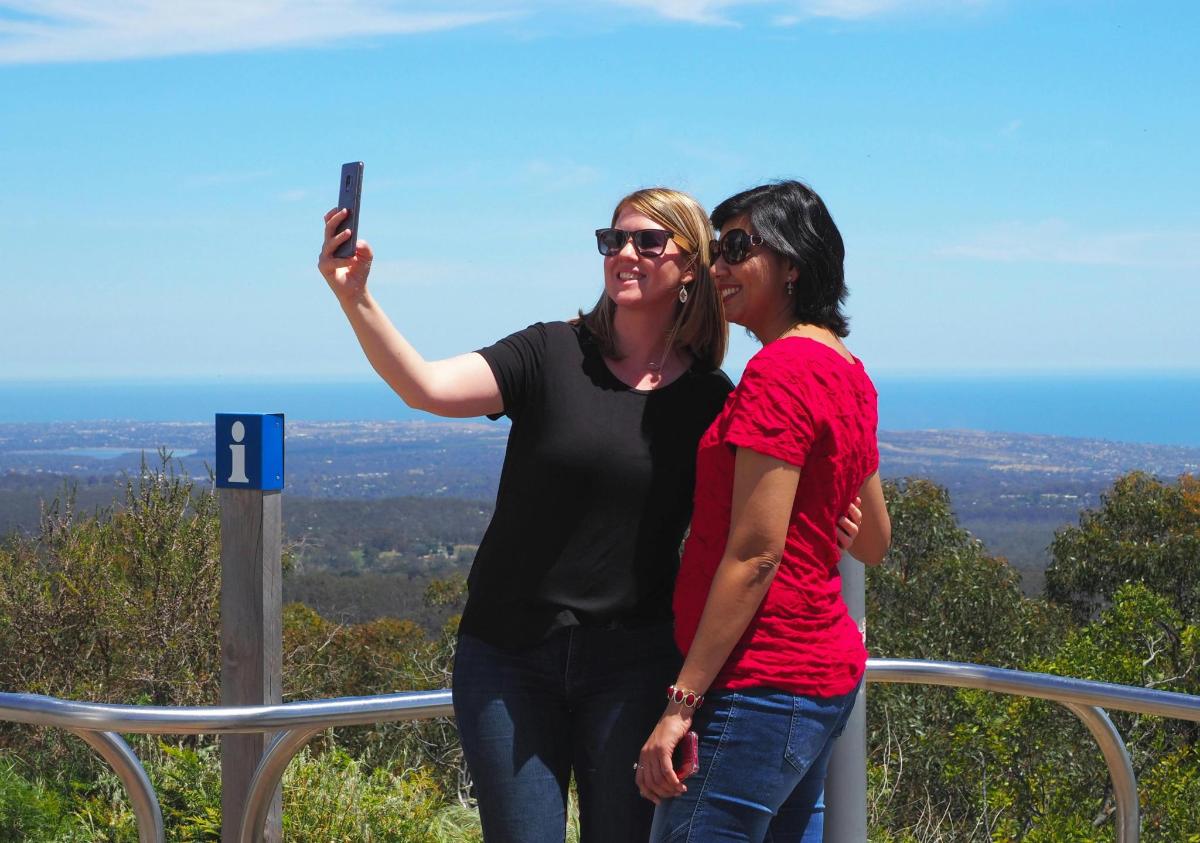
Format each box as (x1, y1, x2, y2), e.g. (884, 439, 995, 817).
(711, 180, 849, 337)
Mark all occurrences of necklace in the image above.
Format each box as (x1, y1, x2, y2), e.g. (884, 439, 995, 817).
(645, 304, 688, 378)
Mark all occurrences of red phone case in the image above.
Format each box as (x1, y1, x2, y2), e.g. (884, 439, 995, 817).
(673, 730, 700, 780)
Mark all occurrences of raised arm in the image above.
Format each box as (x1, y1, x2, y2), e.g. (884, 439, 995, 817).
(318, 208, 503, 418)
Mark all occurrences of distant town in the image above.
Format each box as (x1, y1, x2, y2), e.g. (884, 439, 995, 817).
(2, 420, 1198, 597)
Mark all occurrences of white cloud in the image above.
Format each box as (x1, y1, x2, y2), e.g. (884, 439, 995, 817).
(609, 0, 991, 24)
(0, 1, 512, 64)
(938, 220, 1200, 269)
(601, 0, 763, 25)
(781, 0, 989, 21)
(0, 0, 1002, 63)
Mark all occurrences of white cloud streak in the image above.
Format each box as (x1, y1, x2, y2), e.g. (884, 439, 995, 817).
(0, 1, 512, 64)
(0, 0, 996, 64)
(938, 220, 1200, 269)
(781, 0, 990, 21)
(609, 0, 991, 25)
(601, 0, 765, 25)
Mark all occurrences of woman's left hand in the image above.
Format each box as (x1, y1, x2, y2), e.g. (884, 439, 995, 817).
(636, 707, 693, 804)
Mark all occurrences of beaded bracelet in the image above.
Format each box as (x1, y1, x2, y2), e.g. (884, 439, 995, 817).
(666, 684, 705, 709)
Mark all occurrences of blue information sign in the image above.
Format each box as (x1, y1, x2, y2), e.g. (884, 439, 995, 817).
(215, 413, 284, 490)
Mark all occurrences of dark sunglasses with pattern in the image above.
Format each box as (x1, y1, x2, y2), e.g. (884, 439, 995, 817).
(709, 228, 765, 266)
(595, 227, 676, 258)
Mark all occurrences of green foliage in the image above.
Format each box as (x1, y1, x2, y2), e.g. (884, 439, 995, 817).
(0, 455, 473, 836)
(0, 759, 88, 842)
(1140, 745, 1200, 842)
(0, 456, 221, 705)
(949, 584, 1200, 841)
(282, 602, 468, 800)
(282, 747, 480, 842)
(870, 479, 1069, 666)
(6, 463, 1200, 841)
(0, 457, 221, 779)
(866, 478, 1070, 838)
(1046, 472, 1200, 623)
(284, 496, 488, 576)
(25, 737, 485, 843)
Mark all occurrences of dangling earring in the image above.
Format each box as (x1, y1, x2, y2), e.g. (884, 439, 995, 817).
(678, 285, 689, 303)
(785, 279, 795, 296)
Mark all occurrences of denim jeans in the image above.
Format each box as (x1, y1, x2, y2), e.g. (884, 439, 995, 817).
(452, 624, 682, 843)
(648, 684, 860, 843)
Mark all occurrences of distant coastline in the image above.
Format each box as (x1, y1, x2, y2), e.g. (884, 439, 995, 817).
(1, 374, 1197, 447)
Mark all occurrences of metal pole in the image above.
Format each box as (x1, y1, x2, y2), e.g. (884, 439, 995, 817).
(1061, 703, 1139, 842)
(825, 552, 868, 841)
(70, 730, 164, 843)
(217, 413, 284, 843)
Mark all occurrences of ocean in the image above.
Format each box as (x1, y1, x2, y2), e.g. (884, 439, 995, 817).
(0, 374, 1196, 447)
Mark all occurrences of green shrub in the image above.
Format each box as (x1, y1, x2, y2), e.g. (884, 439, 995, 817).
(0, 759, 88, 842)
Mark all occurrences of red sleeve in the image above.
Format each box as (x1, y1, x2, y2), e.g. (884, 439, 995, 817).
(722, 348, 815, 468)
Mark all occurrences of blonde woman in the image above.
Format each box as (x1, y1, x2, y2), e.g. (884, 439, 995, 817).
(319, 187, 730, 842)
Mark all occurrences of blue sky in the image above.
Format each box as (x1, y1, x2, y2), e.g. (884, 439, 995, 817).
(1, 0, 1197, 383)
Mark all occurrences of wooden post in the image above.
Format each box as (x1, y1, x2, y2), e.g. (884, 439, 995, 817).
(216, 414, 284, 843)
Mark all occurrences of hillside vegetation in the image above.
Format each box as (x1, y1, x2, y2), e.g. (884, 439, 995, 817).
(1, 459, 1198, 840)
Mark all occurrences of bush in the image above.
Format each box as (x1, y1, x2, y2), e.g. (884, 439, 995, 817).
(0, 760, 88, 842)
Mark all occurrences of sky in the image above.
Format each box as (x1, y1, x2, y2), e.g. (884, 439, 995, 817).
(1, 0, 1197, 383)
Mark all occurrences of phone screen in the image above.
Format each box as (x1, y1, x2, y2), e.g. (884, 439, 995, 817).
(333, 161, 364, 258)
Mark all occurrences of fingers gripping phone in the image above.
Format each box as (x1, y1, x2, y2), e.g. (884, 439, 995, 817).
(673, 730, 699, 780)
(333, 161, 364, 259)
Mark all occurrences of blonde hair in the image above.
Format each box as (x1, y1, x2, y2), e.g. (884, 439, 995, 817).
(578, 187, 728, 369)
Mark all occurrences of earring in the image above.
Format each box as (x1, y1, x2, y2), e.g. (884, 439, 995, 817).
(678, 285, 689, 303)
(785, 280, 795, 296)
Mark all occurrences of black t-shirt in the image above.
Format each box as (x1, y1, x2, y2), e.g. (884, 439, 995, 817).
(459, 321, 733, 649)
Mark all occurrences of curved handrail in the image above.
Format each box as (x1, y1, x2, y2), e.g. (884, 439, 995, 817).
(865, 659, 1200, 721)
(4, 662, 1200, 843)
(0, 689, 453, 733)
(67, 729, 165, 843)
(1061, 703, 1139, 842)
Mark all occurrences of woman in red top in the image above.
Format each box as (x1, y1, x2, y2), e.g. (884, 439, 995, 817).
(637, 180, 891, 843)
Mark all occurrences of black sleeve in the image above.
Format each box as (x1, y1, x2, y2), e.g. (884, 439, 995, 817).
(476, 322, 548, 420)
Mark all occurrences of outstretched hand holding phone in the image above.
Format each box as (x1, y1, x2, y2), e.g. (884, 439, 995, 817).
(315, 161, 503, 419)
(319, 205, 373, 304)
(319, 161, 371, 305)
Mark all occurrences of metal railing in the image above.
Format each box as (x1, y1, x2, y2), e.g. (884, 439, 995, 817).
(3, 661, 1200, 843)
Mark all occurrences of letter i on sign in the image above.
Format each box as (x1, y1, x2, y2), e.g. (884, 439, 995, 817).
(228, 420, 250, 484)
(215, 413, 283, 490)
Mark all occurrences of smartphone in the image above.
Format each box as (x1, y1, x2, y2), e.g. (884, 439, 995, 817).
(672, 730, 699, 780)
(333, 161, 364, 259)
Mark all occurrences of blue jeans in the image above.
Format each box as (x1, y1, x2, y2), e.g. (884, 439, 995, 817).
(649, 685, 860, 843)
(453, 624, 682, 843)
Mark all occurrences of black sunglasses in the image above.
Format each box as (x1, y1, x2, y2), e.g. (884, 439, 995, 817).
(709, 228, 765, 266)
(595, 227, 675, 258)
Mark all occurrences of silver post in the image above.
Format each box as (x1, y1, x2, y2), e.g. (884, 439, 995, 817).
(825, 552, 868, 841)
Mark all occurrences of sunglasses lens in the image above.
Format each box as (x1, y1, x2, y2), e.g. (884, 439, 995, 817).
(595, 228, 627, 256)
(633, 229, 671, 256)
(721, 229, 752, 264)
